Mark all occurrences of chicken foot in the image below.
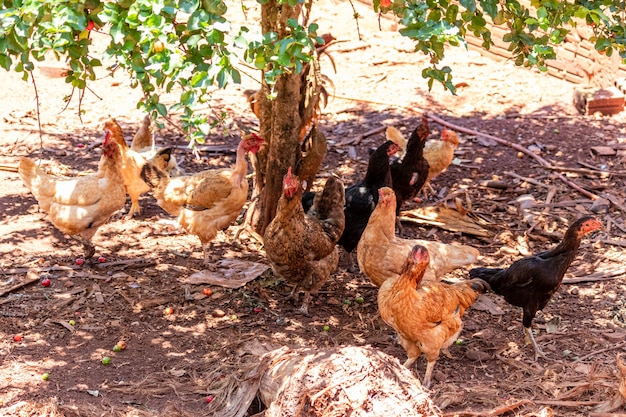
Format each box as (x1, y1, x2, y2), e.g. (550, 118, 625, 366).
(524, 326, 547, 361)
(403, 356, 436, 389)
(299, 292, 312, 315)
(76, 236, 95, 259)
(124, 202, 140, 220)
(202, 244, 219, 270)
(286, 284, 312, 315)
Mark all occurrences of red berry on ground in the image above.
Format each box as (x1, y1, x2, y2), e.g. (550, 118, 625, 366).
(202, 288, 213, 296)
(41, 278, 51, 287)
(13, 335, 22, 342)
(164, 307, 174, 315)
(98, 256, 106, 263)
(253, 307, 262, 313)
(205, 395, 215, 404)
(75, 258, 84, 266)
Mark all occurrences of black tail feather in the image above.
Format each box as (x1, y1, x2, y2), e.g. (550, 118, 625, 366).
(140, 162, 167, 188)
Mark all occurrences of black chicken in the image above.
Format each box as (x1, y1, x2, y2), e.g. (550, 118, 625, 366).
(469, 216, 602, 360)
(390, 118, 430, 232)
(338, 140, 400, 259)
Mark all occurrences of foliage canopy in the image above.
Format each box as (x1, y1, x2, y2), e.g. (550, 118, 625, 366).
(1, 0, 625, 140)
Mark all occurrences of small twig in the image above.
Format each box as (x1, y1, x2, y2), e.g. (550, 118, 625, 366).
(534, 400, 602, 407)
(504, 171, 553, 189)
(603, 193, 626, 213)
(426, 113, 601, 201)
(77, 87, 85, 124)
(340, 125, 387, 146)
(29, 71, 44, 151)
(61, 87, 76, 115)
(85, 84, 103, 101)
(0, 164, 18, 173)
(0, 270, 40, 297)
(598, 239, 626, 247)
(161, 114, 188, 135)
(563, 267, 626, 283)
(546, 165, 625, 177)
(543, 186, 557, 214)
(573, 342, 626, 363)
(443, 399, 532, 417)
(346, 0, 363, 41)
(589, 413, 626, 417)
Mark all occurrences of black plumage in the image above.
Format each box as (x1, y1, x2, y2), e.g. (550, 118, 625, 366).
(469, 216, 602, 360)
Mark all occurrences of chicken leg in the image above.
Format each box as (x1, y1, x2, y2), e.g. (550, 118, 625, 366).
(524, 326, 547, 361)
(76, 236, 96, 259)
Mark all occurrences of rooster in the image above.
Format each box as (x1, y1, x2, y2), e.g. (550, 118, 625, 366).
(469, 216, 602, 360)
(140, 134, 264, 266)
(18, 129, 126, 258)
(378, 244, 490, 388)
(387, 118, 431, 232)
(357, 187, 479, 287)
(422, 127, 460, 197)
(338, 140, 400, 266)
(263, 167, 345, 314)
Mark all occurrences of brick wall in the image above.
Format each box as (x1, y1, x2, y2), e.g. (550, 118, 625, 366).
(464, 19, 626, 88)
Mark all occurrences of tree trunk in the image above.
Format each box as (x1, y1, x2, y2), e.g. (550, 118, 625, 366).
(251, 0, 304, 236)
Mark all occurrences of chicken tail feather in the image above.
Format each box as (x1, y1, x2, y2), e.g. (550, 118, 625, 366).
(469, 267, 503, 286)
(140, 162, 167, 189)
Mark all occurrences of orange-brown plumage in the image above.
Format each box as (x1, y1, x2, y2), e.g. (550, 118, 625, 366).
(103, 118, 179, 219)
(140, 134, 264, 266)
(18, 128, 126, 258)
(422, 127, 460, 196)
(357, 187, 479, 287)
(263, 167, 345, 314)
(378, 245, 489, 388)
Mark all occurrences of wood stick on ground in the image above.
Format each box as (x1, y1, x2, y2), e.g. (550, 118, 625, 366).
(0, 270, 40, 297)
(425, 113, 600, 201)
(504, 171, 554, 189)
(543, 186, 557, 214)
(589, 414, 626, 417)
(534, 400, 601, 407)
(442, 399, 532, 417)
(573, 342, 626, 363)
(339, 125, 387, 146)
(547, 165, 626, 178)
(563, 267, 626, 284)
(0, 164, 18, 173)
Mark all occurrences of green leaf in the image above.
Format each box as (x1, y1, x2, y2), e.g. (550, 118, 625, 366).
(459, 0, 476, 13)
(479, 0, 497, 18)
(110, 22, 125, 44)
(179, 0, 200, 13)
(156, 102, 167, 116)
(188, 9, 209, 31)
(0, 53, 11, 70)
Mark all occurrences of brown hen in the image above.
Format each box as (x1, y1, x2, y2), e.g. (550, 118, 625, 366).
(357, 187, 479, 287)
(140, 134, 264, 266)
(378, 245, 489, 388)
(422, 127, 460, 197)
(263, 167, 345, 314)
(18, 129, 126, 258)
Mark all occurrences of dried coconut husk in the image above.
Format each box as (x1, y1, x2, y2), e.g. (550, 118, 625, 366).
(594, 353, 626, 413)
(258, 345, 440, 417)
(205, 344, 440, 417)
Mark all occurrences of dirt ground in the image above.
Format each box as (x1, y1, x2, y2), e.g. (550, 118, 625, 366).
(1, 1, 626, 416)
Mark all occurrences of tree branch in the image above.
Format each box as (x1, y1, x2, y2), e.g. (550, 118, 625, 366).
(424, 113, 600, 201)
